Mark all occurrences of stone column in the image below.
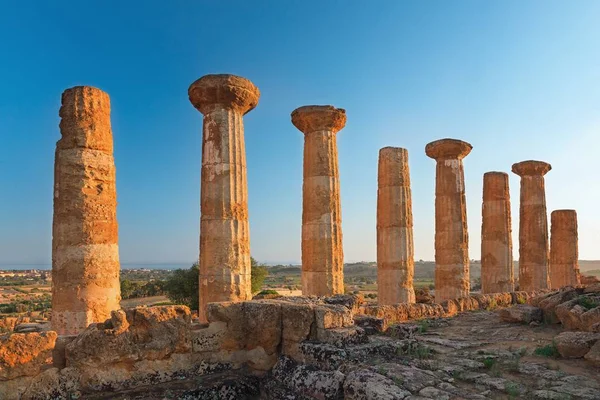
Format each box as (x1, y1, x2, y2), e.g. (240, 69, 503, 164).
(425, 139, 472, 302)
(481, 172, 514, 293)
(512, 160, 552, 291)
(377, 147, 415, 304)
(291, 106, 346, 296)
(550, 210, 580, 288)
(189, 74, 259, 322)
(52, 86, 121, 335)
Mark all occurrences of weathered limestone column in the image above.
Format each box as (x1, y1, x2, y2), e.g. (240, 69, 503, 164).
(481, 172, 514, 293)
(425, 139, 472, 302)
(377, 147, 415, 304)
(52, 86, 120, 335)
(292, 106, 346, 296)
(189, 74, 259, 322)
(512, 160, 552, 291)
(550, 210, 580, 288)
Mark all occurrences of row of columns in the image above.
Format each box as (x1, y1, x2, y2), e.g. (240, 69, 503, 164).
(51, 74, 581, 334)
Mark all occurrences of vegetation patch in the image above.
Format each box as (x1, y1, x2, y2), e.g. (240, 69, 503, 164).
(534, 342, 560, 358)
(576, 295, 599, 310)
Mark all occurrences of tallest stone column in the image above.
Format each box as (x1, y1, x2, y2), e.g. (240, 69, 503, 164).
(52, 86, 121, 335)
(292, 105, 346, 296)
(426, 139, 472, 302)
(189, 74, 259, 322)
(512, 160, 551, 291)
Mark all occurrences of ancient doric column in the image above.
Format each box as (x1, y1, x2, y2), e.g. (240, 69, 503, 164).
(425, 139, 472, 302)
(52, 86, 121, 335)
(512, 160, 552, 291)
(550, 210, 580, 288)
(377, 147, 415, 304)
(189, 74, 259, 322)
(481, 172, 514, 293)
(291, 106, 346, 296)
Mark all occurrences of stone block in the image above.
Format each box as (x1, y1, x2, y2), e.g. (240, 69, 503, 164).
(314, 304, 353, 330)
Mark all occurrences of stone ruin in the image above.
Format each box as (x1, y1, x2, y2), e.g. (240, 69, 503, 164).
(0, 74, 592, 399)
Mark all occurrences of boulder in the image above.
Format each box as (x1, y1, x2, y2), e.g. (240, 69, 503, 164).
(555, 295, 600, 331)
(343, 369, 411, 399)
(583, 340, 600, 366)
(497, 304, 543, 324)
(532, 289, 581, 324)
(554, 331, 600, 358)
(0, 331, 57, 380)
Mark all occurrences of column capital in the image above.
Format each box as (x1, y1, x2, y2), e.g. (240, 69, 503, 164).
(291, 105, 346, 134)
(188, 74, 260, 115)
(511, 160, 551, 177)
(425, 138, 472, 160)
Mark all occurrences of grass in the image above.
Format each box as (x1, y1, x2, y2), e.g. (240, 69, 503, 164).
(398, 342, 434, 359)
(505, 382, 520, 397)
(483, 357, 503, 377)
(534, 342, 560, 358)
(417, 319, 430, 333)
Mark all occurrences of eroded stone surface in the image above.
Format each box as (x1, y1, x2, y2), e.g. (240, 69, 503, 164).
(377, 147, 415, 305)
(189, 74, 260, 322)
(292, 105, 346, 296)
(52, 86, 121, 335)
(0, 331, 57, 380)
(550, 210, 581, 289)
(481, 172, 514, 293)
(512, 160, 552, 291)
(425, 138, 472, 302)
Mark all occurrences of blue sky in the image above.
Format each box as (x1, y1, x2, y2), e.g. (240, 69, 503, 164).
(1, 1, 599, 265)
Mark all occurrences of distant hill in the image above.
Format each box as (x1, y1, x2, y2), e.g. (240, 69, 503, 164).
(265, 260, 600, 283)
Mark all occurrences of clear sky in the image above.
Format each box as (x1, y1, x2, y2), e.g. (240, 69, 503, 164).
(1, 1, 599, 265)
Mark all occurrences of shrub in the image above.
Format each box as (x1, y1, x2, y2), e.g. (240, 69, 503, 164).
(534, 342, 560, 358)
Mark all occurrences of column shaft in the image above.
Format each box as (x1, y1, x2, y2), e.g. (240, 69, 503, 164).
(377, 147, 415, 304)
(302, 130, 343, 295)
(550, 210, 580, 288)
(481, 172, 514, 293)
(199, 108, 251, 319)
(516, 171, 550, 291)
(52, 86, 120, 335)
(434, 159, 469, 300)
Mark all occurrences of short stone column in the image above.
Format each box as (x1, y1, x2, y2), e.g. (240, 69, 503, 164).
(377, 147, 415, 304)
(189, 74, 259, 322)
(512, 160, 552, 291)
(550, 210, 580, 288)
(52, 86, 121, 335)
(481, 172, 514, 293)
(291, 106, 346, 296)
(425, 139, 472, 302)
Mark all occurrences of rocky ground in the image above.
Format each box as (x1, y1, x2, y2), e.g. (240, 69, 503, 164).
(86, 308, 599, 399)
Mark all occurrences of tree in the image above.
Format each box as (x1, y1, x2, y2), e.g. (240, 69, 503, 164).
(120, 279, 136, 299)
(163, 258, 268, 311)
(164, 264, 199, 311)
(251, 257, 268, 294)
